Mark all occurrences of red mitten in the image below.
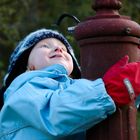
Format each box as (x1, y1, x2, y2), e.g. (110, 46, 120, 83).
(103, 55, 140, 106)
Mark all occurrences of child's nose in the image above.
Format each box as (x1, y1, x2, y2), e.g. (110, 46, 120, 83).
(54, 46, 62, 52)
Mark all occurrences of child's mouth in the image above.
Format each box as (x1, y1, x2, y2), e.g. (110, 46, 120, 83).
(50, 54, 63, 58)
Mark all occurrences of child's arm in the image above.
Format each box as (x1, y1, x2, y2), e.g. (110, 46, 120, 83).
(1, 77, 115, 136)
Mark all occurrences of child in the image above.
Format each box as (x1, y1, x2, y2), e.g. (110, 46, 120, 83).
(0, 29, 140, 140)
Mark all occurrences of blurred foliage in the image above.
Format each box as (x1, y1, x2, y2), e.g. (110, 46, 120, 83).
(119, 0, 140, 23)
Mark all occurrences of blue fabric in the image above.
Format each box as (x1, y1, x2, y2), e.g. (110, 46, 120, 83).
(0, 64, 116, 140)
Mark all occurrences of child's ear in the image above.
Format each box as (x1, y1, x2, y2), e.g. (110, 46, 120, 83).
(27, 65, 35, 71)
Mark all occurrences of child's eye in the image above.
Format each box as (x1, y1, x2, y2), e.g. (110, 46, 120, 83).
(62, 47, 67, 52)
(41, 45, 50, 48)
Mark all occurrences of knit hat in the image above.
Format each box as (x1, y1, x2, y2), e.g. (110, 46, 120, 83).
(3, 28, 81, 88)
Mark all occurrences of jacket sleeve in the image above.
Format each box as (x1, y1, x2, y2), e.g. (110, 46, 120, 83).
(2, 78, 116, 136)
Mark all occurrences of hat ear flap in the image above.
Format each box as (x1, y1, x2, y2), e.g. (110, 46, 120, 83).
(0, 86, 5, 110)
(71, 60, 81, 79)
(5, 47, 32, 88)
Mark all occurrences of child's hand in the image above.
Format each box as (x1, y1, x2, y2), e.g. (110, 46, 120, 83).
(103, 55, 140, 106)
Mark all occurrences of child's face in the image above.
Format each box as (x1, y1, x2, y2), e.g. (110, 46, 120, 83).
(27, 38, 74, 75)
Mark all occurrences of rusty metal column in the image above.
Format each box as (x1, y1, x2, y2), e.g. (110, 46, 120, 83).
(74, 0, 140, 140)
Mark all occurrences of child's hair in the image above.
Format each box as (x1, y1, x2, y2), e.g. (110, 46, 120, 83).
(0, 28, 81, 110)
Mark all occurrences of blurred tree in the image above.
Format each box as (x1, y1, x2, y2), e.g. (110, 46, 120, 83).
(120, 0, 140, 23)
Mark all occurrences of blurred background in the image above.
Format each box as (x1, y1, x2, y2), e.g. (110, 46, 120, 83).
(0, 0, 140, 138)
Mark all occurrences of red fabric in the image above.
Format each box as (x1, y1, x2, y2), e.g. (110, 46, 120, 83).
(103, 55, 140, 106)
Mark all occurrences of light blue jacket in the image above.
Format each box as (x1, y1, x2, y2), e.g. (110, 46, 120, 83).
(0, 64, 116, 140)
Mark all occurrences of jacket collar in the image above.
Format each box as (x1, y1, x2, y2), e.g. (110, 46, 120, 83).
(43, 64, 68, 75)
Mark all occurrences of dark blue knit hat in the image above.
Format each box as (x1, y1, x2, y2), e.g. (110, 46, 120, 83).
(3, 28, 81, 87)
